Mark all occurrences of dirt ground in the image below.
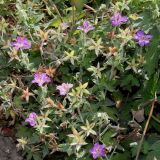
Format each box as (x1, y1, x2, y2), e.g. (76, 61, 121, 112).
(0, 134, 23, 160)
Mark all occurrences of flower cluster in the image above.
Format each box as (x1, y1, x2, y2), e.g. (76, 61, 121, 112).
(77, 21, 94, 33)
(56, 83, 73, 96)
(134, 30, 152, 46)
(25, 112, 37, 127)
(76, 14, 152, 46)
(110, 12, 152, 46)
(111, 12, 128, 26)
(11, 37, 31, 50)
(89, 143, 106, 159)
(32, 72, 51, 87)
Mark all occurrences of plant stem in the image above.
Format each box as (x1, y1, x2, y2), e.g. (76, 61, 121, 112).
(84, 4, 96, 12)
(152, 115, 160, 124)
(79, 33, 86, 82)
(135, 96, 157, 160)
(100, 125, 109, 137)
(52, 2, 63, 22)
(77, 107, 84, 123)
(109, 145, 117, 160)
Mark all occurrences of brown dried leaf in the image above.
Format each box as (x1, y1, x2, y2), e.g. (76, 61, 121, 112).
(132, 108, 145, 123)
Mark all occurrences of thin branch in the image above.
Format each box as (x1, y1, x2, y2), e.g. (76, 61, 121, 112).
(52, 2, 63, 22)
(135, 96, 157, 160)
(84, 4, 96, 13)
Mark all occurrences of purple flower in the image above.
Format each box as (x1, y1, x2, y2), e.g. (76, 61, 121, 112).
(32, 72, 51, 87)
(134, 30, 152, 46)
(25, 112, 37, 127)
(89, 143, 106, 159)
(111, 12, 128, 26)
(77, 21, 94, 33)
(11, 37, 31, 50)
(56, 83, 73, 96)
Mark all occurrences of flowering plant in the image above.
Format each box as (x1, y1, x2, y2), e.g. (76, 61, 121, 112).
(0, 0, 160, 160)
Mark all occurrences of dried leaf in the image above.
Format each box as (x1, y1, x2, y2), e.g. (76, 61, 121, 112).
(132, 108, 145, 123)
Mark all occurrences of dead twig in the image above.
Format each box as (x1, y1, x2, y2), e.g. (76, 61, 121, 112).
(84, 4, 96, 13)
(52, 2, 63, 22)
(135, 94, 157, 160)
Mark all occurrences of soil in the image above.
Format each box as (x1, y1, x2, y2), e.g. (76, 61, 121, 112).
(0, 134, 23, 160)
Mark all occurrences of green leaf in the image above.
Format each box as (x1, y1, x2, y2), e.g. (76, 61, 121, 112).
(30, 134, 40, 144)
(146, 137, 160, 160)
(16, 125, 33, 138)
(144, 27, 160, 76)
(70, 0, 86, 10)
(33, 154, 42, 160)
(101, 105, 117, 120)
(59, 144, 73, 156)
(146, 151, 160, 160)
(112, 152, 130, 160)
(141, 72, 159, 100)
(102, 130, 115, 145)
(120, 74, 140, 91)
(150, 140, 160, 150)
(42, 145, 49, 158)
(142, 141, 150, 154)
(27, 152, 33, 160)
(13, 95, 23, 107)
(50, 18, 62, 27)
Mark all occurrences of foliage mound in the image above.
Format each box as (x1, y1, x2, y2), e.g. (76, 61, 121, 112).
(0, 0, 160, 160)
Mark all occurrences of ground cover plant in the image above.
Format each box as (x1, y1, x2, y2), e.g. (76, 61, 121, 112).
(0, 0, 160, 159)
